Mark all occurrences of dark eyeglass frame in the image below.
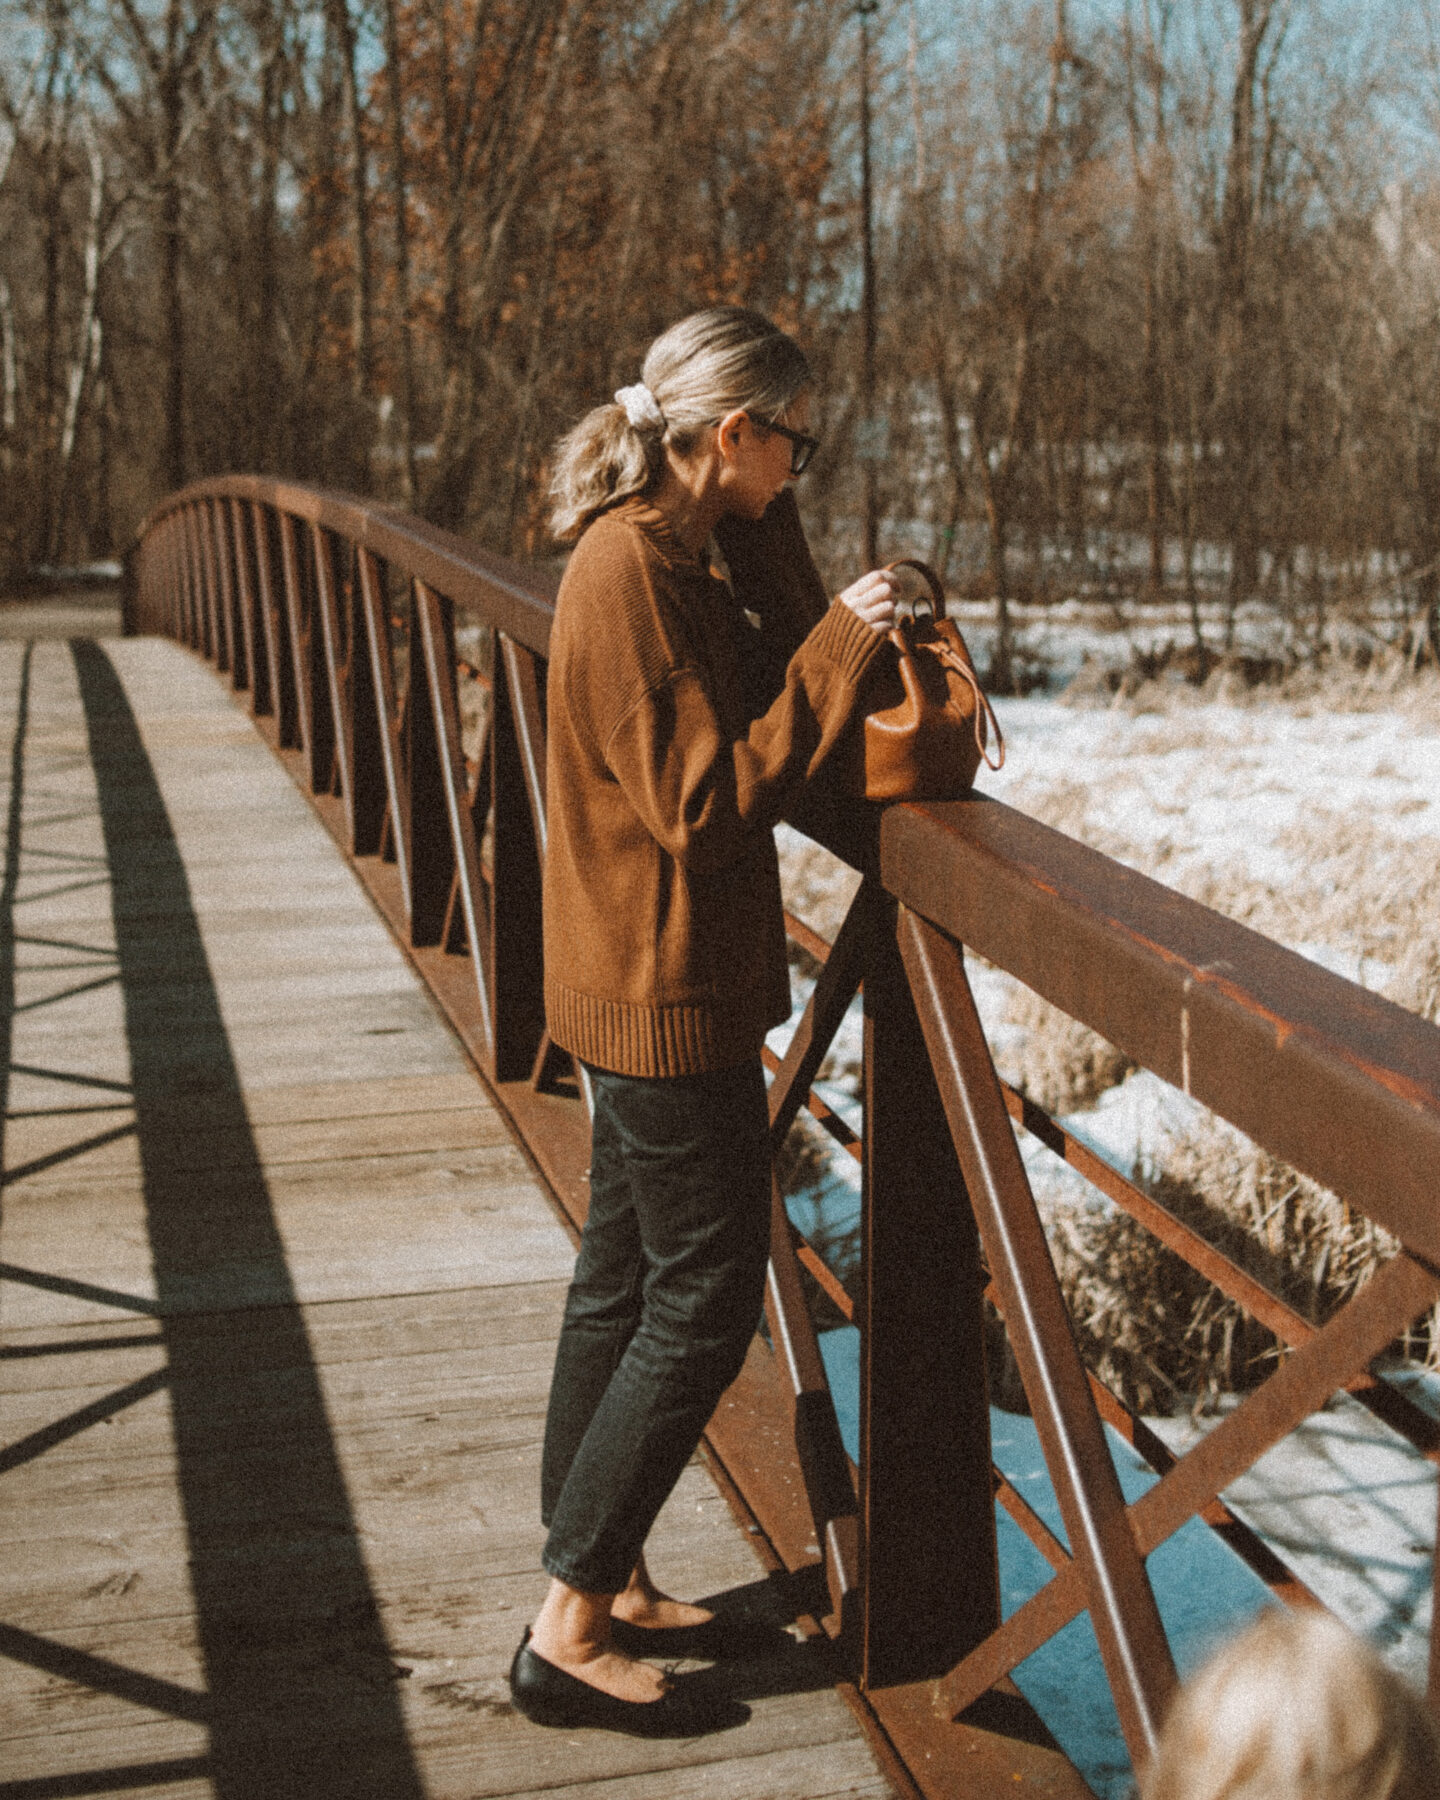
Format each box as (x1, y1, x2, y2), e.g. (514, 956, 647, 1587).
(746, 413, 821, 477)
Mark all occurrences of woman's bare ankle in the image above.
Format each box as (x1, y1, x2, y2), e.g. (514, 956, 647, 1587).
(531, 1575, 613, 1665)
(610, 1559, 713, 1630)
(528, 1577, 669, 1701)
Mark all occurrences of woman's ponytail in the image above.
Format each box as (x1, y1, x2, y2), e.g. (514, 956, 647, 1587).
(548, 401, 663, 543)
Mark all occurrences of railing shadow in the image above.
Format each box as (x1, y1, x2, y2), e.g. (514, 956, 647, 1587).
(70, 640, 426, 1799)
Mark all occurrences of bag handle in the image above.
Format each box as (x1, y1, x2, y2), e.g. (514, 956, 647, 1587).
(883, 558, 1006, 772)
(884, 558, 947, 619)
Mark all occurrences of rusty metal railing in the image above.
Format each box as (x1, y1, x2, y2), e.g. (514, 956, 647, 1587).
(127, 478, 1440, 1793)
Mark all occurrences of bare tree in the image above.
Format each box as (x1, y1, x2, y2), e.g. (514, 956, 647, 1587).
(97, 0, 220, 490)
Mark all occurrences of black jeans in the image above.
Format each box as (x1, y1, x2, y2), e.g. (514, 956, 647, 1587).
(539, 1058, 771, 1595)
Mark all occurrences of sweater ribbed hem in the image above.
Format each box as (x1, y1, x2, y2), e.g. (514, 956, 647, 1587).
(546, 977, 765, 1078)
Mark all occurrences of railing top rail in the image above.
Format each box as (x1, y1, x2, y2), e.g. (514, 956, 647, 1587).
(140, 476, 558, 657)
(883, 796, 1440, 1266)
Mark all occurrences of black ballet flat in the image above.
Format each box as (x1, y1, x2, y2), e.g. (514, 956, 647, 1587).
(507, 1630, 748, 1737)
(608, 1611, 791, 1661)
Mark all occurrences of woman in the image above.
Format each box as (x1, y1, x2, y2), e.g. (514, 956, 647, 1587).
(509, 306, 897, 1736)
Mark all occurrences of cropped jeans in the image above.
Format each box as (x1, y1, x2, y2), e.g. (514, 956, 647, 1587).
(539, 1058, 771, 1596)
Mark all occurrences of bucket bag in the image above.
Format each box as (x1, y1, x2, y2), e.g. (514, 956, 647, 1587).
(840, 559, 1005, 803)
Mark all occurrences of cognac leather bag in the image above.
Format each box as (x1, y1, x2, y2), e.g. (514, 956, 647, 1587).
(842, 559, 1005, 802)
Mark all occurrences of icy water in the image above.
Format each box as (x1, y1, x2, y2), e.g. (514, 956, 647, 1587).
(770, 1021, 1275, 1799)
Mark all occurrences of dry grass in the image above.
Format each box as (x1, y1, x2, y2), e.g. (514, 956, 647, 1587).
(1044, 1119, 1402, 1416)
(992, 985, 1134, 1116)
(1099, 646, 1440, 724)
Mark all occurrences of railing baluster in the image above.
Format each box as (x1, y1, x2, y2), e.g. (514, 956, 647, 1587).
(209, 501, 227, 665)
(211, 498, 242, 686)
(160, 516, 179, 638)
(342, 550, 387, 857)
(403, 580, 452, 946)
(497, 634, 548, 857)
(198, 501, 222, 664)
(311, 523, 352, 812)
(897, 904, 1176, 1760)
(768, 880, 873, 1154)
(180, 504, 199, 650)
(357, 550, 410, 899)
(173, 515, 186, 640)
(180, 506, 201, 650)
(763, 1172, 861, 1638)
(755, 878, 873, 1645)
(490, 634, 545, 1082)
(277, 511, 318, 780)
(252, 504, 298, 747)
(413, 580, 493, 1059)
(231, 500, 268, 717)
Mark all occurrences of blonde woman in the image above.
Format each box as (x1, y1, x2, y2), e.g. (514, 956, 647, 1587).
(1143, 1609, 1440, 1800)
(508, 307, 898, 1736)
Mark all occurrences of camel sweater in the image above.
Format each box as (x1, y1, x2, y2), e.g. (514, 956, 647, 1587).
(542, 492, 884, 1077)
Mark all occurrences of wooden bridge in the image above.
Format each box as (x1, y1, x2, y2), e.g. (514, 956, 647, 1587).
(4, 478, 1440, 1799)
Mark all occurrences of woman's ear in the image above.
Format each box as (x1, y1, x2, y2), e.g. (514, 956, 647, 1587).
(715, 408, 749, 464)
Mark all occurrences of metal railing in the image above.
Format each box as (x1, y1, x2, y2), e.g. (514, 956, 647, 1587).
(127, 478, 1440, 1791)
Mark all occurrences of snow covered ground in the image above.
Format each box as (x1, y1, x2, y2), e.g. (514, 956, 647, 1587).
(982, 684, 1440, 908)
(771, 663, 1440, 1795)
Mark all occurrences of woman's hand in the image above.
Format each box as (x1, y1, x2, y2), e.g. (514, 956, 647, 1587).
(837, 569, 900, 634)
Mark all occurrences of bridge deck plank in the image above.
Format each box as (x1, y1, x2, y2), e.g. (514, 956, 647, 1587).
(0, 635, 891, 1800)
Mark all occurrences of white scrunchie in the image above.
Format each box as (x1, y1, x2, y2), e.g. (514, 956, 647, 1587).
(614, 382, 666, 433)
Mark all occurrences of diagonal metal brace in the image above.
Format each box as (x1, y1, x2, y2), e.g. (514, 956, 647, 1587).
(898, 904, 1177, 1765)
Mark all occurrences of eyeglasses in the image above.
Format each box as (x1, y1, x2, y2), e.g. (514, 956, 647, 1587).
(746, 414, 821, 477)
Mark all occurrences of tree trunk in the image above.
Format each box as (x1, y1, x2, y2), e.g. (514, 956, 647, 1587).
(90, 335, 114, 558)
(51, 129, 105, 560)
(382, 0, 418, 504)
(1217, 0, 1274, 619)
(977, 0, 1067, 693)
(980, 461, 1015, 692)
(0, 277, 15, 461)
(1142, 252, 1165, 593)
(1124, 0, 1173, 598)
(331, 0, 374, 466)
(252, 40, 282, 467)
(36, 25, 69, 562)
(161, 51, 186, 493)
(930, 354, 967, 584)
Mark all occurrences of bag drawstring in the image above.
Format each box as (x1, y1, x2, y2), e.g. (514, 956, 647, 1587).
(931, 637, 1006, 772)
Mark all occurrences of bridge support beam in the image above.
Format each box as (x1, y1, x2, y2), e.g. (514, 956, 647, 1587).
(859, 891, 999, 1689)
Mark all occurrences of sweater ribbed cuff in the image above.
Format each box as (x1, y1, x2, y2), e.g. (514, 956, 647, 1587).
(810, 596, 888, 685)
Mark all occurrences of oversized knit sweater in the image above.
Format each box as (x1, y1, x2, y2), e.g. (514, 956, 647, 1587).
(542, 490, 885, 1077)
